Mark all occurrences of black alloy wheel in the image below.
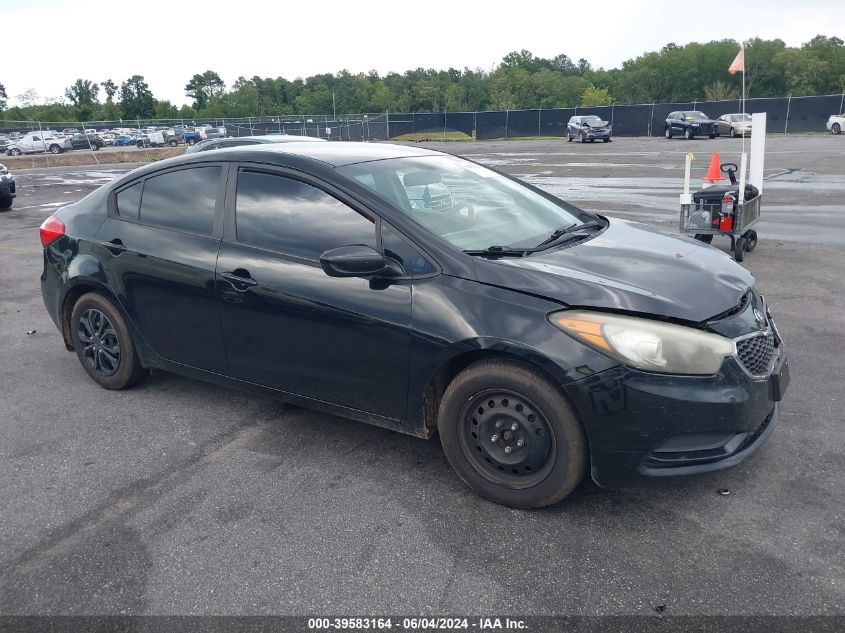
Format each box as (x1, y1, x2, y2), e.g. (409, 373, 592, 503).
(685, 127, 694, 140)
(77, 308, 120, 376)
(70, 292, 149, 389)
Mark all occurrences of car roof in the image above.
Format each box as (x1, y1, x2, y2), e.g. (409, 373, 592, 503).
(205, 141, 442, 167)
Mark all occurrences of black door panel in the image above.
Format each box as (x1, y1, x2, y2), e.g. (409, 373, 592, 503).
(96, 217, 227, 372)
(216, 243, 412, 419)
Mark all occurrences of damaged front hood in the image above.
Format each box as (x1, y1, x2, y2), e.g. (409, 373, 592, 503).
(475, 218, 753, 322)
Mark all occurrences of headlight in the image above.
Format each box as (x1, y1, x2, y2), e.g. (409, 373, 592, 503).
(549, 310, 735, 375)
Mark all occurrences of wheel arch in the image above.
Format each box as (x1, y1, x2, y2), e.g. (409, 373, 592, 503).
(416, 340, 577, 438)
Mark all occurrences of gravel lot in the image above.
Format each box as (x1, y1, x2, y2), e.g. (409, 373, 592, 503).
(0, 136, 842, 617)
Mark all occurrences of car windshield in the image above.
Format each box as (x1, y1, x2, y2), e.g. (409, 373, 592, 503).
(337, 155, 582, 251)
(582, 116, 603, 125)
(684, 111, 710, 121)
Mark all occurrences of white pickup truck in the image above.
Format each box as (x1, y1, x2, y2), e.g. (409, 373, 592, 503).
(6, 132, 73, 155)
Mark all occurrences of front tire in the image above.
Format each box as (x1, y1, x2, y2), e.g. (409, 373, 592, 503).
(0, 196, 12, 210)
(685, 127, 694, 140)
(70, 292, 149, 390)
(438, 359, 587, 509)
(833, 123, 841, 134)
(49, 144, 62, 154)
(169, 139, 178, 147)
(665, 127, 672, 139)
(730, 127, 737, 138)
(9, 148, 22, 156)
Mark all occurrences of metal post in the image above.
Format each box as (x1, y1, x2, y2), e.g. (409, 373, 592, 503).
(839, 92, 844, 117)
(784, 95, 791, 134)
(505, 109, 509, 140)
(443, 110, 447, 142)
(649, 102, 655, 137)
(473, 110, 477, 141)
(538, 106, 541, 137)
(38, 120, 49, 167)
(386, 109, 390, 140)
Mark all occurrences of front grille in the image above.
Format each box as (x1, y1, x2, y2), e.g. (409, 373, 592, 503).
(736, 332, 775, 376)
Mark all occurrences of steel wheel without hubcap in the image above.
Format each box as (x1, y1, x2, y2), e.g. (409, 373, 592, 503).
(77, 308, 121, 376)
(459, 389, 556, 489)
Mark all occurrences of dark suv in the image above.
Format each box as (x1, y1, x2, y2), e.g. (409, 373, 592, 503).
(38, 142, 788, 509)
(69, 133, 104, 150)
(665, 111, 716, 139)
(567, 115, 612, 143)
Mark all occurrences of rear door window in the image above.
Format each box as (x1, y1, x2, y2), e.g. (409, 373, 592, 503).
(235, 170, 376, 260)
(116, 182, 143, 221)
(139, 166, 221, 235)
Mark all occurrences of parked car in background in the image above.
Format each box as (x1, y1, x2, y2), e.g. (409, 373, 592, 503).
(182, 129, 205, 146)
(0, 162, 15, 210)
(69, 133, 104, 150)
(567, 115, 612, 143)
(61, 128, 80, 136)
(185, 134, 325, 153)
(112, 135, 136, 147)
(39, 142, 788, 509)
(0, 135, 9, 154)
(148, 131, 180, 147)
(715, 113, 752, 137)
(100, 133, 116, 146)
(827, 113, 844, 134)
(6, 132, 72, 155)
(665, 111, 716, 139)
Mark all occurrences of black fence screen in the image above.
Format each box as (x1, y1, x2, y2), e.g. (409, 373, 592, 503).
(4, 94, 843, 140)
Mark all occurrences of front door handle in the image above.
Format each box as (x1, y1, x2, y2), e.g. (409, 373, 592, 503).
(102, 238, 127, 254)
(220, 270, 258, 291)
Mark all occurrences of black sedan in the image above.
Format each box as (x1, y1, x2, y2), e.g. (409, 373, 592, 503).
(39, 143, 788, 508)
(69, 133, 104, 150)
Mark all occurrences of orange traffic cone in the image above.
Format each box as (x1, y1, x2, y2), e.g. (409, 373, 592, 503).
(702, 152, 725, 184)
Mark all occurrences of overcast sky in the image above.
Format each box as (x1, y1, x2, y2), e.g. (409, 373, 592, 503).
(3, 0, 840, 106)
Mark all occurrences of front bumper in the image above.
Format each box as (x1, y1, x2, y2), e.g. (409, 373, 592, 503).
(584, 128, 611, 139)
(565, 350, 787, 488)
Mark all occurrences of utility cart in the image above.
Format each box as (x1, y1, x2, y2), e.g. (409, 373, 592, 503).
(680, 162, 761, 262)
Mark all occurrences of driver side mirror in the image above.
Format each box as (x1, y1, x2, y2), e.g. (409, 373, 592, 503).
(320, 245, 403, 278)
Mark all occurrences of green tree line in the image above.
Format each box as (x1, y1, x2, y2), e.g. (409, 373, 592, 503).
(1, 35, 843, 123)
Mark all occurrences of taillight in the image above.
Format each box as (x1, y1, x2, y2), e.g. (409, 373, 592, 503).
(39, 216, 65, 247)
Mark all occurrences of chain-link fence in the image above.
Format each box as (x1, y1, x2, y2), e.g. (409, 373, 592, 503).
(2, 93, 843, 144)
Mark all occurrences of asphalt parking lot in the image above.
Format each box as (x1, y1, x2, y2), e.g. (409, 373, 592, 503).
(0, 135, 843, 616)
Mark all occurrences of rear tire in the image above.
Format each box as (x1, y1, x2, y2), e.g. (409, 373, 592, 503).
(70, 292, 149, 390)
(9, 148, 22, 156)
(49, 144, 62, 154)
(169, 139, 178, 147)
(833, 123, 841, 134)
(743, 229, 757, 252)
(438, 359, 587, 509)
(0, 196, 12, 210)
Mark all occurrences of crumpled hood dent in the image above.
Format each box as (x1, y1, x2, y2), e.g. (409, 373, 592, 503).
(475, 218, 754, 323)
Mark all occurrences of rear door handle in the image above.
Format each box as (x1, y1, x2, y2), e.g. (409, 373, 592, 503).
(220, 270, 258, 291)
(102, 238, 127, 254)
